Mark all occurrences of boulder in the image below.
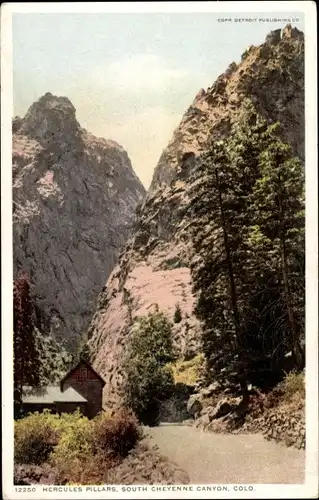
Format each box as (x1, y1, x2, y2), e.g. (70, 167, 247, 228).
(200, 404, 214, 416)
(211, 400, 233, 420)
(208, 381, 221, 393)
(198, 413, 211, 429)
(187, 395, 203, 418)
(199, 388, 212, 398)
(182, 419, 194, 427)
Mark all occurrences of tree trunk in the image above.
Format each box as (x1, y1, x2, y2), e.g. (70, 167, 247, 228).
(278, 173, 303, 370)
(215, 169, 248, 395)
(280, 235, 303, 369)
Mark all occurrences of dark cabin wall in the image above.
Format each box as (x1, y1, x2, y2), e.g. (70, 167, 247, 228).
(61, 362, 104, 418)
(21, 403, 56, 416)
(55, 402, 87, 416)
(20, 402, 88, 416)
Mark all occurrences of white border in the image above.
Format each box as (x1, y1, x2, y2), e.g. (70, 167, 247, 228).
(0, 1, 316, 14)
(1, 2, 318, 499)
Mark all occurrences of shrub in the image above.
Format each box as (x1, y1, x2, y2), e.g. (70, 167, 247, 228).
(65, 453, 113, 485)
(174, 304, 182, 323)
(169, 354, 205, 386)
(124, 357, 174, 426)
(14, 412, 59, 465)
(278, 370, 305, 405)
(14, 408, 143, 485)
(93, 408, 142, 458)
(49, 412, 93, 481)
(248, 393, 266, 417)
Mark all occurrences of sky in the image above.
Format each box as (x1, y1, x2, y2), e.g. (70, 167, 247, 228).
(13, 12, 305, 188)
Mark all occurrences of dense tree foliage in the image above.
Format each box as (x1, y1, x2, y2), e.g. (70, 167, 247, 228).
(72, 338, 92, 366)
(173, 303, 182, 324)
(35, 328, 73, 385)
(188, 102, 305, 393)
(14, 273, 73, 414)
(123, 308, 176, 425)
(14, 273, 41, 400)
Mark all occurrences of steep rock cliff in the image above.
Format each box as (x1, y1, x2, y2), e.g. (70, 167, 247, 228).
(13, 93, 145, 348)
(88, 25, 304, 407)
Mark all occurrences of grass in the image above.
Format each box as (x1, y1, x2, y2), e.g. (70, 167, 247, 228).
(277, 370, 305, 407)
(259, 370, 305, 413)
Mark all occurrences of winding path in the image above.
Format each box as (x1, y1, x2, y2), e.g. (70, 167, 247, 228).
(146, 424, 305, 484)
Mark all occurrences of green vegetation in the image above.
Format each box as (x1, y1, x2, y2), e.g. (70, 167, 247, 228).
(169, 354, 205, 386)
(123, 308, 176, 425)
(14, 408, 141, 485)
(35, 328, 73, 386)
(14, 411, 59, 465)
(14, 273, 41, 402)
(72, 338, 92, 365)
(278, 370, 305, 405)
(13, 273, 74, 410)
(93, 408, 141, 457)
(188, 100, 305, 394)
(173, 303, 182, 323)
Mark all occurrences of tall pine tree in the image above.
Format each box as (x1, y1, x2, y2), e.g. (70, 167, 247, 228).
(249, 126, 305, 369)
(13, 273, 41, 402)
(189, 139, 250, 394)
(188, 102, 305, 393)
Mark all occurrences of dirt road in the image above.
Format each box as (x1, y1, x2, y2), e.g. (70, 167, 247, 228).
(146, 424, 305, 484)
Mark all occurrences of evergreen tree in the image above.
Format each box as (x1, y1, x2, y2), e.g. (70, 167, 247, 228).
(34, 328, 73, 385)
(73, 338, 91, 365)
(123, 308, 176, 425)
(13, 273, 41, 402)
(249, 127, 305, 369)
(189, 138, 249, 393)
(174, 303, 182, 323)
(188, 103, 305, 393)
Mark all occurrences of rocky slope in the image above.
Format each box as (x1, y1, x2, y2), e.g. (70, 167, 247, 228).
(88, 25, 305, 407)
(191, 371, 305, 450)
(13, 93, 145, 348)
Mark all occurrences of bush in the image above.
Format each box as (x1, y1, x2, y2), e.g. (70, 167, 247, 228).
(125, 357, 174, 426)
(169, 354, 205, 386)
(49, 412, 93, 481)
(14, 412, 59, 465)
(14, 408, 144, 485)
(64, 453, 113, 485)
(55, 409, 142, 485)
(278, 370, 305, 404)
(174, 304, 182, 323)
(93, 408, 141, 457)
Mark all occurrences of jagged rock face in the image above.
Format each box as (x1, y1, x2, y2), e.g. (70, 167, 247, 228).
(13, 93, 145, 349)
(88, 25, 305, 407)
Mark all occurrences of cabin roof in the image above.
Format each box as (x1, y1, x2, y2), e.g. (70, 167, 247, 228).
(22, 385, 87, 404)
(60, 359, 106, 387)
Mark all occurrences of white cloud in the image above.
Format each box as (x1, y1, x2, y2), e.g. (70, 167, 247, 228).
(91, 53, 187, 92)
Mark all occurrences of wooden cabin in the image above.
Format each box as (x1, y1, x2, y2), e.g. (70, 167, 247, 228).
(21, 360, 106, 418)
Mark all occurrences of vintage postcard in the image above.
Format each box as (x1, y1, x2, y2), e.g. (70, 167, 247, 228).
(1, 1, 318, 499)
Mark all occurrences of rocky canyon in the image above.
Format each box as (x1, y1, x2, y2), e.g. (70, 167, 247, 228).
(87, 25, 305, 407)
(13, 92, 145, 348)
